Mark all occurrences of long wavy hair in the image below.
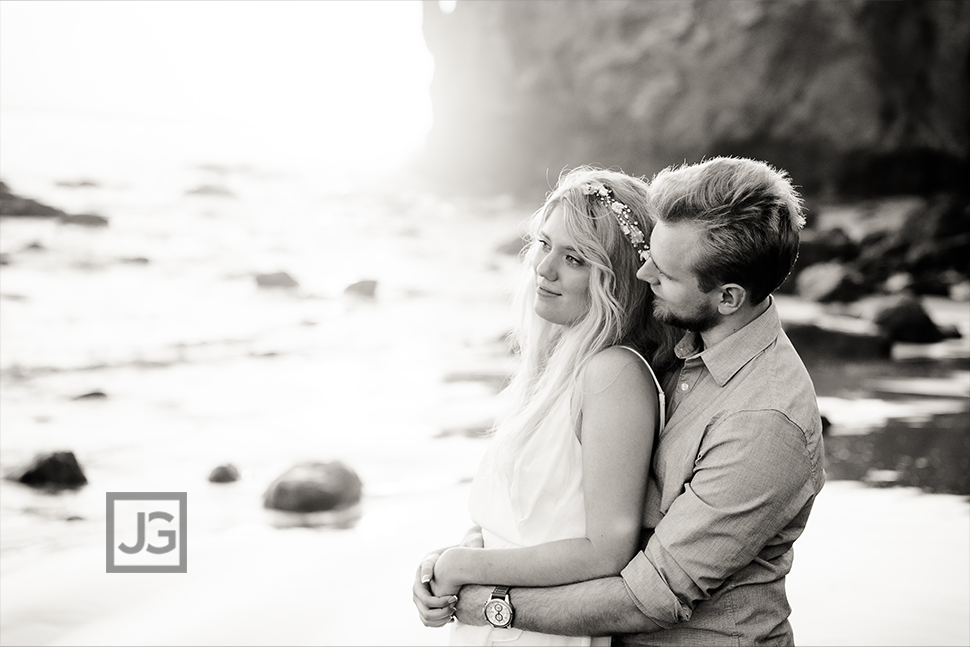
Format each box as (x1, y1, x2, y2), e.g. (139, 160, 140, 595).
(491, 167, 680, 462)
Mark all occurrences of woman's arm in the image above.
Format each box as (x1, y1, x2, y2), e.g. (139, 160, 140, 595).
(430, 348, 658, 596)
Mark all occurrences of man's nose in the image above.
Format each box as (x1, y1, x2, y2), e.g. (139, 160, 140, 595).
(636, 255, 658, 284)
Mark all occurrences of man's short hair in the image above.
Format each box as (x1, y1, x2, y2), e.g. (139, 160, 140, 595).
(649, 157, 805, 304)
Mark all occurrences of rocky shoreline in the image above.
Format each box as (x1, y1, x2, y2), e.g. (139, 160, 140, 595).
(2, 180, 968, 499)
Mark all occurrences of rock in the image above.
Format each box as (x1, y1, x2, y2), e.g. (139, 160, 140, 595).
(783, 320, 891, 360)
(847, 294, 946, 344)
(788, 227, 861, 291)
(795, 262, 867, 303)
(344, 279, 378, 298)
(208, 463, 241, 483)
(185, 184, 235, 197)
(72, 391, 107, 400)
(0, 181, 70, 218)
(263, 461, 363, 513)
(864, 468, 901, 488)
(882, 272, 915, 294)
(59, 213, 109, 227)
(418, 2, 969, 197)
(950, 280, 970, 301)
(844, 195, 970, 296)
(5, 451, 88, 490)
(255, 271, 299, 289)
(899, 195, 970, 294)
(796, 227, 859, 267)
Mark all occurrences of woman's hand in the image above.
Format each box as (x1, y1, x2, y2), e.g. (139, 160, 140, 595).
(412, 549, 458, 628)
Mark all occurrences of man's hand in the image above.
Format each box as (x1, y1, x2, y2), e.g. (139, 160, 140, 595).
(412, 550, 458, 628)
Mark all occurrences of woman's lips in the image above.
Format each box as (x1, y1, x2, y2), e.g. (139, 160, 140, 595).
(537, 285, 560, 297)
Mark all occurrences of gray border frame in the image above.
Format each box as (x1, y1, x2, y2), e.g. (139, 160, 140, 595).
(106, 492, 187, 573)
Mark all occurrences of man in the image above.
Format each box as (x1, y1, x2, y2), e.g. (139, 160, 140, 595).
(414, 156, 825, 645)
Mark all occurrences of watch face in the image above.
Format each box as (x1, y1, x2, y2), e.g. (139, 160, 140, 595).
(484, 599, 513, 628)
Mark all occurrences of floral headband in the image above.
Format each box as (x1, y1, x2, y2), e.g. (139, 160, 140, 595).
(580, 182, 648, 255)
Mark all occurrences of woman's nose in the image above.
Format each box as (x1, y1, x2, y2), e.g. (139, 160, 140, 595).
(535, 252, 556, 281)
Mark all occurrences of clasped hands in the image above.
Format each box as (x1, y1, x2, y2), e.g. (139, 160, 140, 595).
(412, 527, 491, 628)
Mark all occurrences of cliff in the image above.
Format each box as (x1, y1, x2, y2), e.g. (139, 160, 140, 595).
(418, 0, 970, 197)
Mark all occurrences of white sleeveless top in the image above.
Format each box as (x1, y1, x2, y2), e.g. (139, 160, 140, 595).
(450, 346, 664, 646)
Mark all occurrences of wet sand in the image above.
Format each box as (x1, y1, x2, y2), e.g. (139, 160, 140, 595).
(1, 480, 967, 647)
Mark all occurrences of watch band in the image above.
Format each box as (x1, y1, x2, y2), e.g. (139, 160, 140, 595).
(491, 585, 511, 600)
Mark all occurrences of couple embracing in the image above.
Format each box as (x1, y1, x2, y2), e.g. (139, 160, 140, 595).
(413, 157, 825, 646)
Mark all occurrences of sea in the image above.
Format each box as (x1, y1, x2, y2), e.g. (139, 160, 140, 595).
(0, 106, 968, 646)
(0, 106, 524, 571)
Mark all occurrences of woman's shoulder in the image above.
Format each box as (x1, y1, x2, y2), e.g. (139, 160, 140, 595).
(582, 346, 655, 393)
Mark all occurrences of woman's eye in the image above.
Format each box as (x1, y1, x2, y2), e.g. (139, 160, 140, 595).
(538, 239, 551, 251)
(566, 255, 584, 267)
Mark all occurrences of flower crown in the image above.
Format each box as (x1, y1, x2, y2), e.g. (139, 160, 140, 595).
(580, 182, 648, 255)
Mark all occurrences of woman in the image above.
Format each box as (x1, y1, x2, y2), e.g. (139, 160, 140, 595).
(422, 167, 678, 645)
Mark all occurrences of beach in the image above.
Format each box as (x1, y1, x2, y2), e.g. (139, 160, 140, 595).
(1, 107, 969, 647)
(0, 481, 966, 646)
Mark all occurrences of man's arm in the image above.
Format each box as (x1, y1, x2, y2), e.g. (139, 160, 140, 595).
(623, 410, 818, 622)
(455, 578, 664, 636)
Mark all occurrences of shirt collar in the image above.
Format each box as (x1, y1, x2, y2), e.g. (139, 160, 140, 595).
(673, 297, 781, 387)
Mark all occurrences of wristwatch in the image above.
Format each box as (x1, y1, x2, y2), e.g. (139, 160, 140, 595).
(483, 585, 514, 629)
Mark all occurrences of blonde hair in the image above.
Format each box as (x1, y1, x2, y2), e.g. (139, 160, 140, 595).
(491, 166, 679, 462)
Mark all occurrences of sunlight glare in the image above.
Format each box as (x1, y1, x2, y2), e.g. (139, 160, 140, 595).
(0, 1, 434, 175)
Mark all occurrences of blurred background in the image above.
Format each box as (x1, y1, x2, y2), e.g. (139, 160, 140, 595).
(0, 1, 967, 646)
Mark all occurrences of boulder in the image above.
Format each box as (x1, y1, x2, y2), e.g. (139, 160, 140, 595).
(255, 271, 299, 289)
(263, 461, 363, 513)
(185, 184, 235, 197)
(847, 294, 947, 344)
(72, 391, 107, 400)
(783, 320, 891, 360)
(344, 279, 378, 298)
(5, 451, 88, 490)
(0, 181, 70, 218)
(795, 227, 859, 268)
(950, 280, 970, 302)
(795, 262, 868, 302)
(59, 213, 109, 227)
(208, 463, 241, 483)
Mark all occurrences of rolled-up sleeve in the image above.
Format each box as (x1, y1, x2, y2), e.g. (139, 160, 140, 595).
(620, 409, 817, 626)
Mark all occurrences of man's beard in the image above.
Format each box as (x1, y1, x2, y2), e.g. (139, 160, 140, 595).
(653, 299, 720, 332)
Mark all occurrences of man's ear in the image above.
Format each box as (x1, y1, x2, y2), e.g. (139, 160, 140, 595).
(716, 283, 747, 315)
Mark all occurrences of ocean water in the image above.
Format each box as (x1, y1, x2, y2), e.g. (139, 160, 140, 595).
(2, 107, 969, 647)
(0, 107, 525, 576)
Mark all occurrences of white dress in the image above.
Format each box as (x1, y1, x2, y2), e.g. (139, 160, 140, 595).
(450, 347, 665, 646)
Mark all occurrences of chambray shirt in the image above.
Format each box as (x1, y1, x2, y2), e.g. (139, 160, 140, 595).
(617, 299, 824, 647)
